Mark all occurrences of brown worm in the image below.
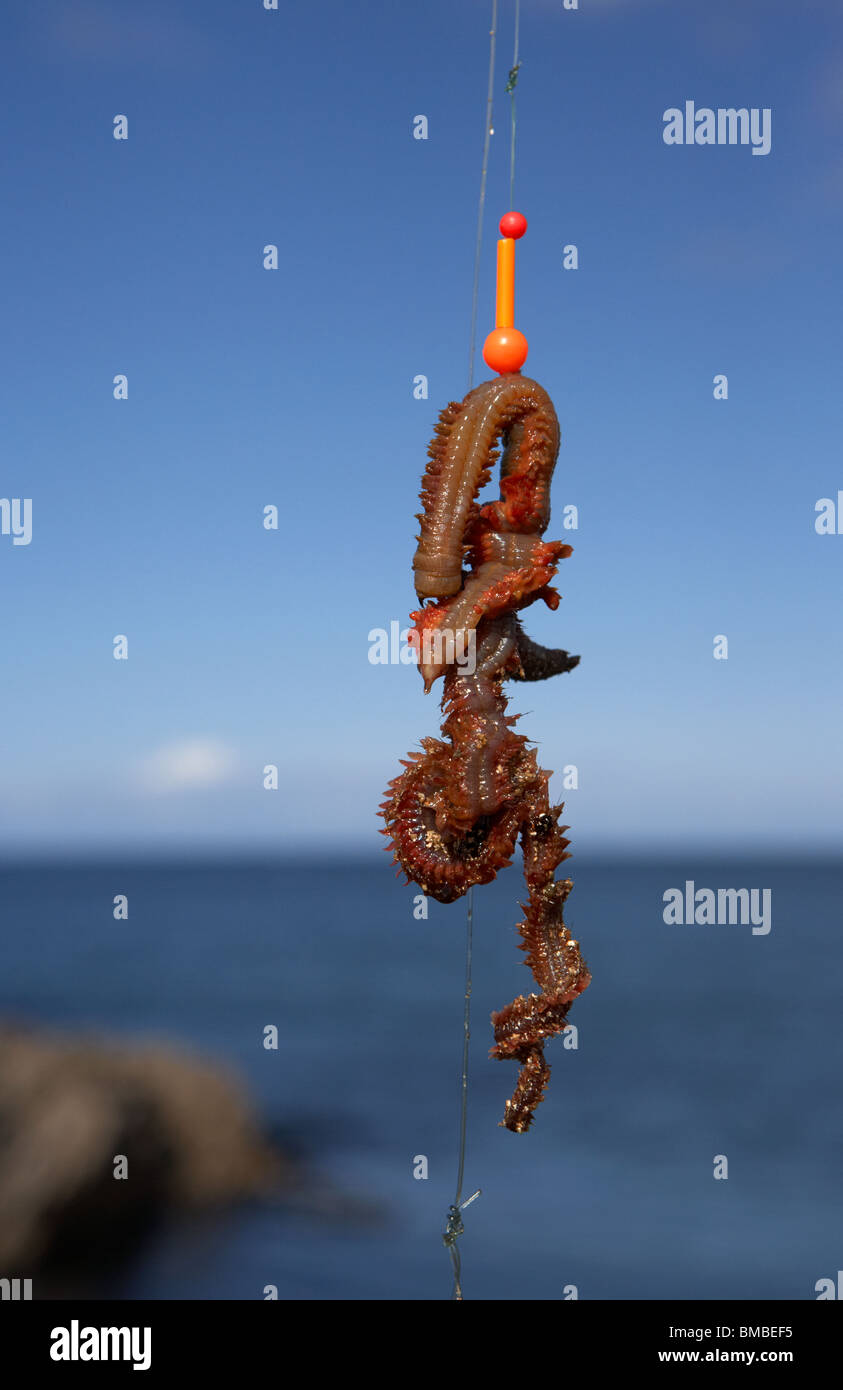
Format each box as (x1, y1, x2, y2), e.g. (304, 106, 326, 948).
(381, 372, 589, 1132)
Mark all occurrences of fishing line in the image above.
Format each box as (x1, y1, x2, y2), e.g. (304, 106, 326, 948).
(445, 0, 522, 1304)
(506, 0, 521, 210)
(466, 0, 498, 395)
(444, 0, 499, 1304)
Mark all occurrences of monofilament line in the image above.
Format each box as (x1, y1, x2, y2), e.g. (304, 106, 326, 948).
(443, 0, 499, 1302)
(507, 0, 521, 210)
(467, 0, 498, 394)
(442, 885, 477, 1301)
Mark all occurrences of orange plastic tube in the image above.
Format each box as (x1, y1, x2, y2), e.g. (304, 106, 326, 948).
(496, 238, 515, 328)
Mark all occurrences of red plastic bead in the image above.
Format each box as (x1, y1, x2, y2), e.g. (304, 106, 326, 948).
(499, 211, 527, 240)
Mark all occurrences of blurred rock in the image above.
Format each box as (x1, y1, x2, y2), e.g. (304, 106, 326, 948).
(0, 1023, 291, 1276)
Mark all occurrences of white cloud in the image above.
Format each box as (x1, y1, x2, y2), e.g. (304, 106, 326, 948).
(137, 739, 239, 794)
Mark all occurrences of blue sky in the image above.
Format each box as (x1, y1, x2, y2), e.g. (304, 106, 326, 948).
(1, 0, 841, 854)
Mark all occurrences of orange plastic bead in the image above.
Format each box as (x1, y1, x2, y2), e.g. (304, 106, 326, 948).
(483, 326, 528, 374)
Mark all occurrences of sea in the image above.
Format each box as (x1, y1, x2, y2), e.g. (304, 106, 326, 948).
(1, 854, 840, 1302)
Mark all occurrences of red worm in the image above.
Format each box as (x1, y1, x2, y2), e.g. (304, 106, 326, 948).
(381, 373, 589, 1132)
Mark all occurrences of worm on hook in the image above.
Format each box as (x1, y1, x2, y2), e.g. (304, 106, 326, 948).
(381, 373, 589, 1132)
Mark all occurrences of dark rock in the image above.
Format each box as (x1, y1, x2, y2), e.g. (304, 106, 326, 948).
(0, 1023, 290, 1276)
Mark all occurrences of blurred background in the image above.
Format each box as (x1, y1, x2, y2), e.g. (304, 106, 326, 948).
(0, 0, 840, 1299)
